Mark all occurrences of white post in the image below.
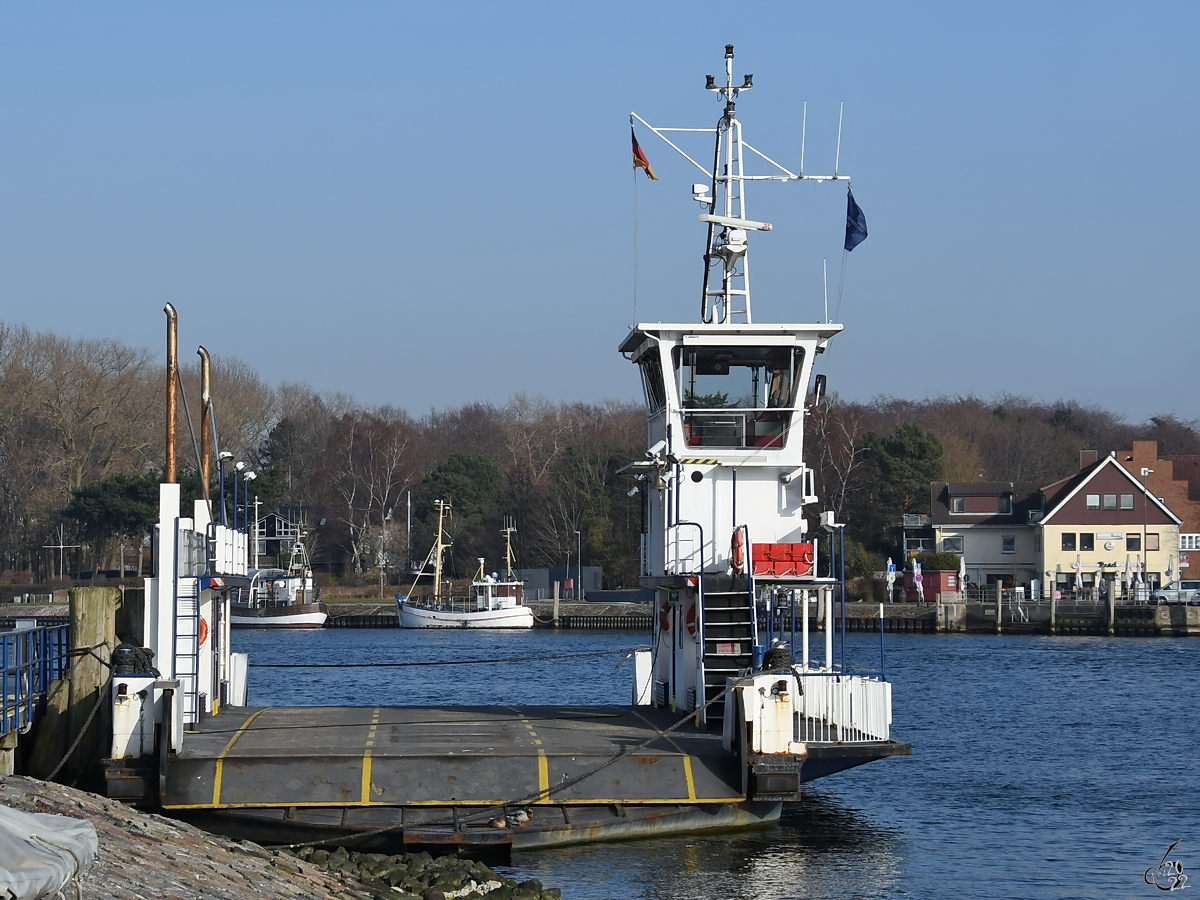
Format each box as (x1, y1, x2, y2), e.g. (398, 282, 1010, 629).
(801, 589, 810, 670)
(824, 588, 833, 671)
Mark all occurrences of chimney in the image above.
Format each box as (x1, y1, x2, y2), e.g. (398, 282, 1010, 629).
(1079, 449, 1098, 469)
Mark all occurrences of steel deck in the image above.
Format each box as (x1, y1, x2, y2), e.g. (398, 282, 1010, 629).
(164, 705, 749, 810)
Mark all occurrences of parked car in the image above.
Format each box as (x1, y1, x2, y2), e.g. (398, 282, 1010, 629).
(1149, 579, 1200, 605)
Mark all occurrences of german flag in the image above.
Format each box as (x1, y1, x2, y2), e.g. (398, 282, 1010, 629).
(632, 127, 658, 180)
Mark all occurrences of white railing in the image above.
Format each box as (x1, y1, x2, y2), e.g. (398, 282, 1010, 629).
(795, 671, 892, 743)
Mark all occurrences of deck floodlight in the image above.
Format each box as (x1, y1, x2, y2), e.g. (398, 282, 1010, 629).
(705, 75, 715, 90)
(742, 74, 753, 88)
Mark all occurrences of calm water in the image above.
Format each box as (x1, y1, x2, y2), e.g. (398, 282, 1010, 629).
(233, 627, 1200, 899)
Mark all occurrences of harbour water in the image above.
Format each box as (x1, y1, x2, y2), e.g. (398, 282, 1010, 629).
(233, 627, 1199, 899)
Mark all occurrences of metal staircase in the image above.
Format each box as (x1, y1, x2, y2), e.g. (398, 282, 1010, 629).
(700, 584, 756, 722)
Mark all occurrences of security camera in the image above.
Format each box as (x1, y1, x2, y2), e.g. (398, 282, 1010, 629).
(646, 440, 667, 459)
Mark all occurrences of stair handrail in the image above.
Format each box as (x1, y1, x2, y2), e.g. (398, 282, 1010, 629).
(674, 520, 707, 724)
(735, 523, 760, 667)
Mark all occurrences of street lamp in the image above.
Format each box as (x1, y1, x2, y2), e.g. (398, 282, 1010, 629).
(243, 471, 257, 535)
(575, 530, 582, 600)
(233, 462, 246, 531)
(565, 550, 571, 600)
(217, 452, 233, 526)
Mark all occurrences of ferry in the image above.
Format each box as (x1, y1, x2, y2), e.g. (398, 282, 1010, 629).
(104, 48, 908, 853)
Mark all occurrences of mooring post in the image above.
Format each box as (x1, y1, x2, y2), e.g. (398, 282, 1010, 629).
(552, 580, 560, 626)
(1107, 591, 1115, 636)
(66, 587, 118, 785)
(1050, 592, 1057, 635)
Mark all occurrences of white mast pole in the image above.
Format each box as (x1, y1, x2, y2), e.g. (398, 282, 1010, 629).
(834, 101, 844, 177)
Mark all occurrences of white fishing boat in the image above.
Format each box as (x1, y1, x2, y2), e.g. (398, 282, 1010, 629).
(397, 504, 534, 629)
(230, 543, 327, 628)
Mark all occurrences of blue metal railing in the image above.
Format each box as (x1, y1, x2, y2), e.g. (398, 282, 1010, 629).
(2, 625, 71, 736)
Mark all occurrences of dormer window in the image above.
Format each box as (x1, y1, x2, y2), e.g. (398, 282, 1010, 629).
(998, 496, 1012, 514)
(951, 497, 964, 513)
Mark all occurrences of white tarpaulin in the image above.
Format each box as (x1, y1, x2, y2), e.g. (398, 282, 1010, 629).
(0, 805, 97, 900)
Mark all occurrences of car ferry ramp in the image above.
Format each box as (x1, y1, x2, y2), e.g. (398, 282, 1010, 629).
(162, 703, 907, 851)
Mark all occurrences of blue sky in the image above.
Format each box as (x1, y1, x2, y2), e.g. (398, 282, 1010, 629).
(1, 3, 1196, 420)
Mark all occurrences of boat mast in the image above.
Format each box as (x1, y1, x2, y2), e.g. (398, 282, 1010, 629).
(433, 499, 450, 600)
(502, 517, 516, 581)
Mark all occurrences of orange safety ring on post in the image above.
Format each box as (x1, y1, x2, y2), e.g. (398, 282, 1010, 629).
(658, 600, 671, 632)
(198, 617, 209, 647)
(731, 528, 746, 576)
(685, 601, 697, 636)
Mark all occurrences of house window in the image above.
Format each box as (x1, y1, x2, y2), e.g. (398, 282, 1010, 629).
(1103, 494, 1118, 510)
(1127, 534, 1141, 551)
(1120, 493, 1134, 510)
(942, 536, 964, 553)
(1181, 534, 1200, 551)
(1061, 533, 1076, 551)
(1085, 494, 1100, 510)
(1080, 533, 1094, 551)
(951, 497, 964, 513)
(1002, 536, 1016, 554)
(998, 496, 1012, 514)
(1147, 533, 1160, 551)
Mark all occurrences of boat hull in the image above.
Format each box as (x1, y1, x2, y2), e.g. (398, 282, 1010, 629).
(230, 602, 329, 628)
(397, 601, 534, 629)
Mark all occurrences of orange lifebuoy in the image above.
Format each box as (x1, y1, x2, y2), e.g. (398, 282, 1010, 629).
(731, 528, 746, 576)
(685, 602, 697, 636)
(198, 617, 209, 647)
(658, 600, 671, 632)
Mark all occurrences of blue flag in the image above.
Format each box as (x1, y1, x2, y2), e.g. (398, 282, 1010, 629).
(844, 188, 868, 252)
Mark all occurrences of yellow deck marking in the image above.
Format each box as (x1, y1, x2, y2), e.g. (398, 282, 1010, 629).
(516, 716, 552, 802)
(631, 709, 698, 801)
(212, 707, 271, 806)
(361, 708, 380, 804)
(681, 755, 698, 801)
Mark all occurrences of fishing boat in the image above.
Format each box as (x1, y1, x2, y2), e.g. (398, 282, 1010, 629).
(397, 503, 534, 628)
(230, 543, 327, 628)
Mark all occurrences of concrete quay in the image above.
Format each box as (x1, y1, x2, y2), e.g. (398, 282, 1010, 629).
(833, 600, 1200, 636)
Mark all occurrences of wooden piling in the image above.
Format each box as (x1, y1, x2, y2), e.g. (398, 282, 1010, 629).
(65, 587, 118, 786)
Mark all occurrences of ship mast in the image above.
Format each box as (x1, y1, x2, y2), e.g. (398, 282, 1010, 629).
(501, 517, 517, 581)
(432, 499, 450, 600)
(631, 43, 853, 328)
(701, 43, 757, 325)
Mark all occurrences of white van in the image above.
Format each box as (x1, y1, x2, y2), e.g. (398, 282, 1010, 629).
(1150, 579, 1200, 605)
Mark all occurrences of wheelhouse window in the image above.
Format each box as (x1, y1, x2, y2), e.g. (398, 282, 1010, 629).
(675, 344, 804, 449)
(638, 349, 666, 413)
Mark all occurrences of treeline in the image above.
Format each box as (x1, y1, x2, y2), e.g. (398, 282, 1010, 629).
(2, 319, 1197, 587)
(0, 321, 645, 587)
